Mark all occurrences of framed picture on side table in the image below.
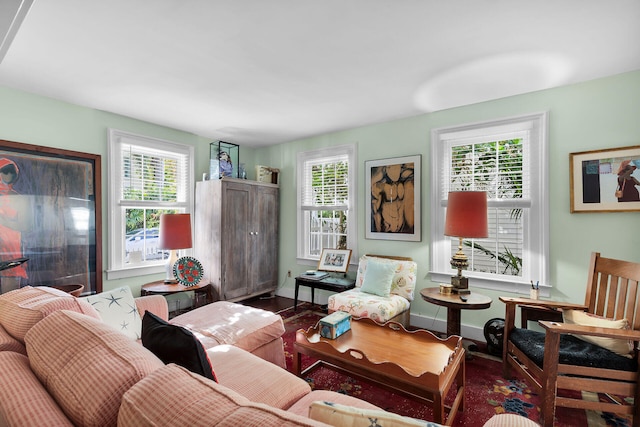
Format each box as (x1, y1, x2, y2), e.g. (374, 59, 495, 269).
(318, 249, 352, 273)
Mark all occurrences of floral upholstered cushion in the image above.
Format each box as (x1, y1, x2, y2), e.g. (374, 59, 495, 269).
(354, 255, 417, 301)
(327, 288, 410, 324)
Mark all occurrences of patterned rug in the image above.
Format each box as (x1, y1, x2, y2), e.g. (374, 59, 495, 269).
(279, 304, 630, 427)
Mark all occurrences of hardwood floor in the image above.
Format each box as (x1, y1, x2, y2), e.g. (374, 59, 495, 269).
(240, 295, 298, 313)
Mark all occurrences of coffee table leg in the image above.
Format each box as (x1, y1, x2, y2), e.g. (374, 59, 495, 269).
(293, 348, 302, 376)
(433, 393, 444, 424)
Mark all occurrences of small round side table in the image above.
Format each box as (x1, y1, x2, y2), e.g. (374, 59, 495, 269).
(141, 280, 214, 310)
(420, 287, 492, 337)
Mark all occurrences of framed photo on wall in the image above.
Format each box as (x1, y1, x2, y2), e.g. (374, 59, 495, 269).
(365, 155, 421, 241)
(570, 145, 640, 213)
(0, 139, 102, 295)
(317, 248, 352, 273)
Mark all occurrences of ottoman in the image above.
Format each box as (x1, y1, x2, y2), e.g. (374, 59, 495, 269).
(169, 301, 286, 368)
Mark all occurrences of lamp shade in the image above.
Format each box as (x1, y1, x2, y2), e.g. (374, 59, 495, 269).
(444, 191, 488, 238)
(158, 213, 192, 250)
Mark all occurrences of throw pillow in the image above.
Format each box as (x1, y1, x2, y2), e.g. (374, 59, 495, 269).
(141, 311, 217, 382)
(354, 255, 418, 301)
(360, 258, 396, 297)
(562, 309, 633, 358)
(309, 401, 431, 426)
(81, 286, 142, 340)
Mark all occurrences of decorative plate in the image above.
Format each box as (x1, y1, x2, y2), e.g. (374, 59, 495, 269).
(173, 256, 204, 287)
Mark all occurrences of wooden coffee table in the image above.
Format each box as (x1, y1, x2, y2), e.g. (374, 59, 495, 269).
(294, 318, 465, 425)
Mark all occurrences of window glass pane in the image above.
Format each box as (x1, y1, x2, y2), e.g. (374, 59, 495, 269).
(108, 129, 193, 275)
(305, 209, 348, 257)
(448, 138, 525, 278)
(122, 148, 180, 202)
(451, 207, 524, 277)
(124, 207, 184, 264)
(298, 145, 356, 262)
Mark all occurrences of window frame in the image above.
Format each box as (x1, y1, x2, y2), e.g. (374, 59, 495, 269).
(106, 129, 194, 280)
(430, 112, 549, 295)
(296, 144, 358, 265)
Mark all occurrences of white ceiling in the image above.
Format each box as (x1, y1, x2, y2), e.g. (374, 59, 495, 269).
(1, 1, 639, 148)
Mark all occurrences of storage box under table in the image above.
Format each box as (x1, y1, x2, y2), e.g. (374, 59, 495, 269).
(319, 311, 352, 339)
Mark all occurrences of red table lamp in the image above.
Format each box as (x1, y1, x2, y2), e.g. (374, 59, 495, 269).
(444, 191, 488, 294)
(158, 213, 193, 284)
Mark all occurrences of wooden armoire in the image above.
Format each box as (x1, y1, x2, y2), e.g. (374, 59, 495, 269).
(194, 178, 279, 301)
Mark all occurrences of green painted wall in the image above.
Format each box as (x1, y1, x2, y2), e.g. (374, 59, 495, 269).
(2, 70, 639, 335)
(256, 70, 640, 334)
(0, 85, 258, 295)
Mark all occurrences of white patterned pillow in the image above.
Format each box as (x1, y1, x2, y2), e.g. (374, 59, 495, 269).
(309, 401, 436, 426)
(81, 286, 142, 340)
(354, 255, 417, 301)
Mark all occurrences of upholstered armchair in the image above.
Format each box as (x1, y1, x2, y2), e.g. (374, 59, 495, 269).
(501, 252, 640, 427)
(327, 254, 417, 327)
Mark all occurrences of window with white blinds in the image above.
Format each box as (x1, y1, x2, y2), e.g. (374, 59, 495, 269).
(430, 113, 549, 294)
(107, 129, 194, 278)
(297, 145, 357, 262)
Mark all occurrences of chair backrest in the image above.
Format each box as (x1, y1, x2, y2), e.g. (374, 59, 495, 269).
(355, 254, 417, 301)
(585, 252, 640, 331)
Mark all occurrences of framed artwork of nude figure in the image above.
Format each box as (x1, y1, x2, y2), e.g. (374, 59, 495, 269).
(365, 155, 421, 241)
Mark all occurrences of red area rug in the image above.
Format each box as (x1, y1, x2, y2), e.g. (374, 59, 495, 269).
(280, 304, 628, 427)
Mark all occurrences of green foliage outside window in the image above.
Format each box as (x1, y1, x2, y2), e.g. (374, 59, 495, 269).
(451, 139, 524, 276)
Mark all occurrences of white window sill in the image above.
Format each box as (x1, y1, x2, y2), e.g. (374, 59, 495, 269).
(429, 271, 549, 298)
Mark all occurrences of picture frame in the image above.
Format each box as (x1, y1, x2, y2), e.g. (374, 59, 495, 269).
(0, 139, 102, 295)
(317, 248, 352, 273)
(570, 145, 640, 213)
(365, 155, 421, 241)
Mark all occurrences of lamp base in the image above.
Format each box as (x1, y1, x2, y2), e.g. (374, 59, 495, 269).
(164, 249, 179, 284)
(451, 274, 470, 294)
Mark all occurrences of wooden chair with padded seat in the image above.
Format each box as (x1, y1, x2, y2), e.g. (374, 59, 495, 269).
(327, 254, 416, 327)
(500, 252, 640, 427)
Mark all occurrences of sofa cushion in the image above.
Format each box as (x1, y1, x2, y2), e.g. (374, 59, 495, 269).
(0, 351, 73, 427)
(142, 310, 217, 382)
(81, 286, 142, 340)
(562, 309, 634, 357)
(360, 258, 396, 297)
(170, 301, 285, 353)
(118, 363, 328, 427)
(308, 401, 434, 426)
(208, 344, 310, 410)
(0, 323, 26, 355)
(0, 285, 99, 343)
(25, 310, 164, 427)
(354, 255, 417, 301)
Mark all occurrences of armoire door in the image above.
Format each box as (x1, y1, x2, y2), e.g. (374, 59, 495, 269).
(220, 181, 251, 300)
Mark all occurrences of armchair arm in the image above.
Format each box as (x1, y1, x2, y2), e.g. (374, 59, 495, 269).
(499, 296, 587, 312)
